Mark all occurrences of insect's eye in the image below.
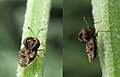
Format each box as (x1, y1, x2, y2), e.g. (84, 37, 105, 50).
(84, 30, 89, 35)
(78, 33, 83, 40)
(33, 40, 36, 42)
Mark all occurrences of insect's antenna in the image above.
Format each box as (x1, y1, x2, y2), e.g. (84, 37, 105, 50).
(28, 27, 35, 37)
(36, 29, 44, 37)
(83, 17, 90, 27)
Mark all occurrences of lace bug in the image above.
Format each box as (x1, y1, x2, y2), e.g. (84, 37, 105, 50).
(19, 27, 43, 67)
(78, 17, 97, 62)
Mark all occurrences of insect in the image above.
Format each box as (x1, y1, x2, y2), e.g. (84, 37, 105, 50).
(18, 27, 43, 67)
(78, 17, 97, 63)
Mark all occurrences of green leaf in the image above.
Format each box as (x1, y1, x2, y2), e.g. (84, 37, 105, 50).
(16, 0, 51, 77)
(92, 0, 120, 77)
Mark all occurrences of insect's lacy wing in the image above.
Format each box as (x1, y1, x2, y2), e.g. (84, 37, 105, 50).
(86, 37, 96, 63)
(18, 47, 28, 67)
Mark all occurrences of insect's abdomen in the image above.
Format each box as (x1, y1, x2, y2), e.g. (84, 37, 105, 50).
(86, 37, 96, 63)
(18, 47, 29, 67)
(18, 47, 37, 67)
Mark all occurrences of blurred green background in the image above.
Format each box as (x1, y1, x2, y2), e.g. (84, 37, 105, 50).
(64, 0, 101, 77)
(0, 0, 62, 77)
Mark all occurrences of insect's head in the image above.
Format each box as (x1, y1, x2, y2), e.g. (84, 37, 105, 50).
(78, 28, 90, 42)
(23, 27, 43, 50)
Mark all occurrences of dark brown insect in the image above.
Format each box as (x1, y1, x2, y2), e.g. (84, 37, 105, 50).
(19, 27, 43, 67)
(78, 17, 97, 63)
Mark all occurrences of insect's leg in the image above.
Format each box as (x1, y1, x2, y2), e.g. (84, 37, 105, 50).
(38, 49, 44, 51)
(36, 49, 44, 60)
(96, 30, 110, 36)
(40, 41, 45, 47)
(37, 41, 45, 53)
(35, 54, 39, 60)
(94, 20, 102, 24)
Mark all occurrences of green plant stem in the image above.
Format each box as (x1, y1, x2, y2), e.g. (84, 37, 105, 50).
(92, 0, 120, 77)
(16, 0, 51, 77)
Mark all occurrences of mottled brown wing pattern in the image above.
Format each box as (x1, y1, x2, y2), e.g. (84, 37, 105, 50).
(18, 44, 38, 67)
(86, 37, 97, 62)
(18, 47, 28, 67)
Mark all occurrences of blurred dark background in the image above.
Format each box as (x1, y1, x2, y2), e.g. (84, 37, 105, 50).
(0, 0, 62, 77)
(64, 0, 101, 77)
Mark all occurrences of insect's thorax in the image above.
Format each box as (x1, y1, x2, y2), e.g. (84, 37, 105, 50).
(79, 28, 96, 42)
(23, 37, 40, 51)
